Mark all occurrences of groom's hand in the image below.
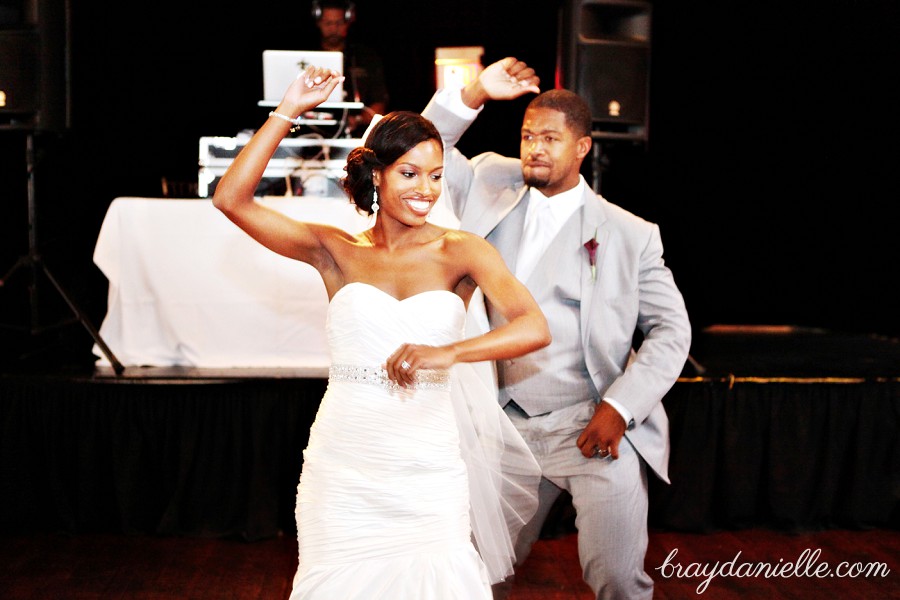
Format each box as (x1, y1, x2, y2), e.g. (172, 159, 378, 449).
(461, 57, 541, 109)
(576, 402, 627, 459)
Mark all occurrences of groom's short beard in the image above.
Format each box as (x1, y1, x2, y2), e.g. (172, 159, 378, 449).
(524, 173, 549, 189)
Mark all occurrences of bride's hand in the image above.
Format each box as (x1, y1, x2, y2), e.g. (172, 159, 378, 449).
(385, 344, 455, 388)
(278, 66, 344, 116)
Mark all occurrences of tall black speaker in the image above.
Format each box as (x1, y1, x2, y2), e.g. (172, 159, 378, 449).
(0, 29, 38, 120)
(556, 0, 651, 142)
(0, 0, 69, 131)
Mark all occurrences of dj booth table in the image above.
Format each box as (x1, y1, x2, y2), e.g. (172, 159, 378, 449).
(92, 196, 371, 371)
(91, 194, 462, 370)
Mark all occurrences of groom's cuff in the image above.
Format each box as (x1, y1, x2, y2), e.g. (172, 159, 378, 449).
(601, 397, 635, 430)
(434, 87, 483, 119)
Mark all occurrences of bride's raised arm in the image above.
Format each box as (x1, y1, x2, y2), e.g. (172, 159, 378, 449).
(212, 66, 346, 266)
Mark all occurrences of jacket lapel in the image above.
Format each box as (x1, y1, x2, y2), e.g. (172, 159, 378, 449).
(482, 187, 530, 263)
(463, 186, 528, 239)
(580, 191, 607, 347)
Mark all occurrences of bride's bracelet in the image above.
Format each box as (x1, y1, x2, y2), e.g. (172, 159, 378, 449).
(268, 111, 302, 132)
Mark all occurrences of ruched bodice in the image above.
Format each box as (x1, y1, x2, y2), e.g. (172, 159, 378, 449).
(326, 282, 466, 366)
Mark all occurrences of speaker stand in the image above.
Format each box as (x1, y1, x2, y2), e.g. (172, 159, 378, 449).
(0, 127, 124, 375)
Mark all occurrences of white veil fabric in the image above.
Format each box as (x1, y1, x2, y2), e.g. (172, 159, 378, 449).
(449, 290, 542, 584)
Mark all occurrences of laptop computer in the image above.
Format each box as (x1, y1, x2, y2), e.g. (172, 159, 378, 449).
(260, 50, 349, 107)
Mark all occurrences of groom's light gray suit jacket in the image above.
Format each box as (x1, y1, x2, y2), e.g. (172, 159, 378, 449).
(423, 95, 691, 482)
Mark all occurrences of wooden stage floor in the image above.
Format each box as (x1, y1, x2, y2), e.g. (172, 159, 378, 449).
(2, 527, 898, 599)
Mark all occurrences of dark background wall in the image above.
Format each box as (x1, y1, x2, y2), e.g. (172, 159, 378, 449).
(2, 0, 899, 349)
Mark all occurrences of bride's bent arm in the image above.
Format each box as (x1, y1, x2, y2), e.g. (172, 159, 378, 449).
(385, 234, 550, 385)
(212, 67, 346, 270)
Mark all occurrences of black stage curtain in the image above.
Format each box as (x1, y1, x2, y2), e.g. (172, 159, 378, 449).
(650, 379, 899, 532)
(1, 376, 897, 539)
(0, 376, 326, 541)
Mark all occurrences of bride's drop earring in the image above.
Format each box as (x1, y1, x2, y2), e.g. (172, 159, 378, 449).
(371, 188, 380, 215)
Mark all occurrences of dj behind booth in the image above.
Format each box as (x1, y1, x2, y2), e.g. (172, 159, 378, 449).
(198, 49, 366, 199)
(310, 0, 389, 137)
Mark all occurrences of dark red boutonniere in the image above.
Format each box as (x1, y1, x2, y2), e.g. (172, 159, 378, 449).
(584, 229, 599, 281)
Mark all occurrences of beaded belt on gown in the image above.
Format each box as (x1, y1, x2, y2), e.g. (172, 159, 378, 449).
(329, 364, 451, 391)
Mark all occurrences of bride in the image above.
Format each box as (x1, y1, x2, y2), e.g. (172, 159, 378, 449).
(213, 65, 549, 599)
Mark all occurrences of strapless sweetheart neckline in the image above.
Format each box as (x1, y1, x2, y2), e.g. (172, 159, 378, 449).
(333, 281, 464, 307)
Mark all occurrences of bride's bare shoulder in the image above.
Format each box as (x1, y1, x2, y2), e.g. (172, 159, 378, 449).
(439, 228, 494, 252)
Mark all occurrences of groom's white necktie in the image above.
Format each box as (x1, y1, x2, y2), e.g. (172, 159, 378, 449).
(516, 194, 553, 281)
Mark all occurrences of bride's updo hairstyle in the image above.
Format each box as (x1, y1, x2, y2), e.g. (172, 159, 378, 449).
(342, 111, 442, 215)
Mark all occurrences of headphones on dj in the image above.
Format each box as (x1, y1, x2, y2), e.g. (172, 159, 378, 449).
(311, 0, 356, 23)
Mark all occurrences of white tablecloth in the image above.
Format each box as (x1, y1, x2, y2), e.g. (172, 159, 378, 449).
(92, 196, 372, 369)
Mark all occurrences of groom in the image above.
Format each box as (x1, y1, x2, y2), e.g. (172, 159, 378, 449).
(422, 58, 691, 599)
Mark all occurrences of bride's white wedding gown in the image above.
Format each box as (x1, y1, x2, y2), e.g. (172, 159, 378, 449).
(289, 282, 538, 599)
